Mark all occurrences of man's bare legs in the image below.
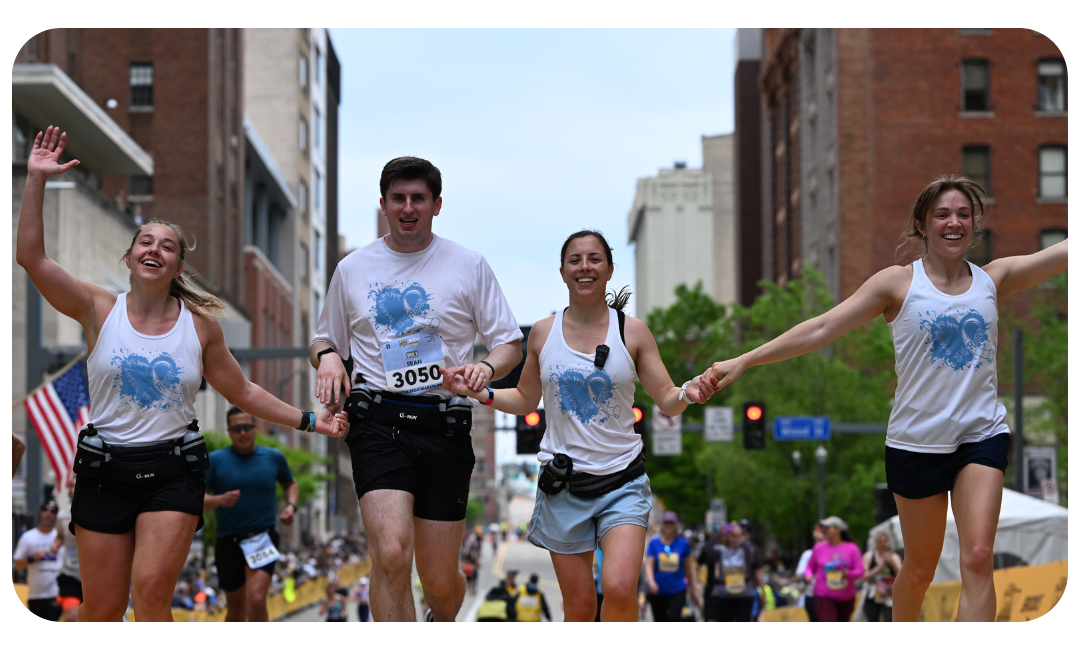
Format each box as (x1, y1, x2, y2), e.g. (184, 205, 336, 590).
(360, 490, 417, 621)
(414, 517, 467, 621)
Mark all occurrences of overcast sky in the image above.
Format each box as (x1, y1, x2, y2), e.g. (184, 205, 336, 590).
(329, 28, 737, 325)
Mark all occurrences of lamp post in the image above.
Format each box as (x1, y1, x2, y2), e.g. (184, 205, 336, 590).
(815, 445, 828, 521)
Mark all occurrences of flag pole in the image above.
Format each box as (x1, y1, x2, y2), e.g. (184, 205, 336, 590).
(12, 350, 87, 411)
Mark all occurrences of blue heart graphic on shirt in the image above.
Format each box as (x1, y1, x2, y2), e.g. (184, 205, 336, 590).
(922, 309, 991, 371)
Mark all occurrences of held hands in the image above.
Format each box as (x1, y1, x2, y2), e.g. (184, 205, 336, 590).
(702, 357, 747, 394)
(28, 126, 80, 178)
(441, 366, 485, 399)
(459, 362, 494, 393)
(315, 351, 350, 409)
(314, 408, 350, 438)
(684, 375, 715, 404)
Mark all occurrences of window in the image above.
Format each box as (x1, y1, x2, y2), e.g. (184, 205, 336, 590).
(966, 230, 993, 266)
(299, 180, 308, 215)
(1039, 146, 1067, 198)
(299, 53, 308, 90)
(314, 168, 322, 212)
(129, 62, 154, 107)
(315, 46, 322, 85)
(1040, 229, 1067, 250)
(299, 116, 308, 153)
(961, 59, 990, 111)
(299, 242, 309, 280)
(314, 291, 323, 321)
(962, 145, 991, 196)
(129, 175, 153, 196)
(1037, 59, 1067, 112)
(314, 107, 321, 153)
(314, 231, 323, 274)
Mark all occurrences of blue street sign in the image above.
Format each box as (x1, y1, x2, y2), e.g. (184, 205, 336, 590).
(773, 417, 831, 441)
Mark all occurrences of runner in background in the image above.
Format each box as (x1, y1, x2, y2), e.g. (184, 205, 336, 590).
(859, 531, 903, 622)
(643, 511, 699, 621)
(204, 406, 299, 622)
(803, 516, 864, 622)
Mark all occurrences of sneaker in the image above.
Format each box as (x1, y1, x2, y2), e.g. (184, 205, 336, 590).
(424, 609, 435, 622)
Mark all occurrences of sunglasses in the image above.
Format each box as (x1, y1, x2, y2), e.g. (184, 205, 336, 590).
(229, 424, 256, 433)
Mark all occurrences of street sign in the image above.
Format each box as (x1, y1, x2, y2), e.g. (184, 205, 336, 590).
(1042, 478, 1059, 505)
(652, 405, 681, 432)
(704, 406, 734, 442)
(652, 430, 682, 456)
(773, 417, 830, 441)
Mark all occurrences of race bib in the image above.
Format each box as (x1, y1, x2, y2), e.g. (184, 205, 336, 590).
(381, 332, 446, 395)
(826, 569, 847, 591)
(239, 532, 281, 569)
(723, 569, 746, 595)
(658, 551, 680, 573)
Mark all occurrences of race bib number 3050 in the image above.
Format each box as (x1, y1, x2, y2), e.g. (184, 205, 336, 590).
(381, 332, 446, 395)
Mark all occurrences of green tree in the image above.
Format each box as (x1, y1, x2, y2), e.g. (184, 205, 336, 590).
(201, 430, 334, 546)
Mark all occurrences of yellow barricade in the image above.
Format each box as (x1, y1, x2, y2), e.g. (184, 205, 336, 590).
(761, 559, 1068, 623)
(124, 558, 372, 622)
(15, 583, 30, 608)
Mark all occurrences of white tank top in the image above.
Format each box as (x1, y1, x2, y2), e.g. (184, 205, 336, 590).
(538, 307, 642, 475)
(886, 260, 1009, 452)
(85, 292, 204, 446)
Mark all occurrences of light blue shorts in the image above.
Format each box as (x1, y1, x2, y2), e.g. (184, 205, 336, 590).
(527, 473, 652, 555)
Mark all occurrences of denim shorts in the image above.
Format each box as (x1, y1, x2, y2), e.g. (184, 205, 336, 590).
(527, 473, 651, 555)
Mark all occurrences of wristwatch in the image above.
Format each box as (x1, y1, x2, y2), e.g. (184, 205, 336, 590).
(286, 502, 299, 510)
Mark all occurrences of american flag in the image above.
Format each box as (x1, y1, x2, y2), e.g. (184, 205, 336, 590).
(24, 361, 91, 489)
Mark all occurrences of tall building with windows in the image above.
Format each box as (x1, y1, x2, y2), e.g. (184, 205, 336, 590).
(749, 28, 1066, 314)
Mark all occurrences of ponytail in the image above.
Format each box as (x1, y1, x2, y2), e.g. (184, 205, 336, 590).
(123, 220, 226, 321)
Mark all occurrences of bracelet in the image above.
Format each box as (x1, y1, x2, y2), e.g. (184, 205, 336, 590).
(482, 387, 494, 406)
(286, 501, 299, 510)
(26, 557, 35, 564)
(679, 380, 693, 404)
(316, 347, 337, 362)
(307, 411, 316, 432)
(297, 410, 310, 431)
(479, 360, 495, 377)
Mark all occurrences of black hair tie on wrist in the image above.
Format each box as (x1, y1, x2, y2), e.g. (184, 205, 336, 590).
(479, 360, 495, 376)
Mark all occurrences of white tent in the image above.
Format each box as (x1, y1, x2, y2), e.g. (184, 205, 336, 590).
(867, 488, 1068, 583)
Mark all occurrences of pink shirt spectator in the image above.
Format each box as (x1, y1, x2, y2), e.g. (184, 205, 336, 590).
(804, 540, 865, 601)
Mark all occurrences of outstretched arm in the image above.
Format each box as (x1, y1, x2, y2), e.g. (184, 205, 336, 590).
(441, 317, 549, 415)
(703, 265, 909, 392)
(983, 238, 1067, 301)
(198, 316, 347, 437)
(456, 340, 523, 393)
(629, 315, 714, 414)
(16, 126, 114, 336)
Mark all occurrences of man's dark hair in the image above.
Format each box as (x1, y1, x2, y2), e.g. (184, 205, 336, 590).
(380, 156, 442, 199)
(226, 405, 247, 427)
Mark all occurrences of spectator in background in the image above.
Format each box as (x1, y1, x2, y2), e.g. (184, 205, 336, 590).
(804, 516, 864, 622)
(859, 531, 903, 622)
(795, 524, 826, 622)
(643, 511, 699, 621)
(13, 500, 62, 620)
(355, 576, 371, 622)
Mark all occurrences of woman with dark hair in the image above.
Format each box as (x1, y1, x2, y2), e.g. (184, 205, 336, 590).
(702, 175, 1068, 621)
(803, 516, 863, 622)
(442, 230, 711, 621)
(16, 127, 348, 621)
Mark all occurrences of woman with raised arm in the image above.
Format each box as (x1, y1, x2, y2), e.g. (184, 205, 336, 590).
(702, 176, 1067, 622)
(442, 230, 711, 621)
(16, 127, 347, 622)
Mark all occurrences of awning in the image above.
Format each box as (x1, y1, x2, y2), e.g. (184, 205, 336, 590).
(12, 63, 153, 177)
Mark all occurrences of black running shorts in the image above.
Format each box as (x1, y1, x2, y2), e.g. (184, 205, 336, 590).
(70, 473, 205, 535)
(346, 420, 475, 521)
(215, 527, 280, 593)
(886, 433, 1010, 500)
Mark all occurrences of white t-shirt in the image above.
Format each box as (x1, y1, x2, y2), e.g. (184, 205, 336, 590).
(314, 235, 522, 399)
(14, 528, 61, 600)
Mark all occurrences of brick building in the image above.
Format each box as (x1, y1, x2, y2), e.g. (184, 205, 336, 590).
(751, 28, 1067, 312)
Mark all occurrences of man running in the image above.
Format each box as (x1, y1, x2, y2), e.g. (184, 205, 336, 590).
(311, 156, 522, 621)
(204, 406, 299, 622)
(13, 501, 62, 620)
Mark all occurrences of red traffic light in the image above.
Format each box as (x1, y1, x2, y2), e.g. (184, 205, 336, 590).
(525, 411, 541, 427)
(746, 405, 763, 421)
(633, 406, 644, 424)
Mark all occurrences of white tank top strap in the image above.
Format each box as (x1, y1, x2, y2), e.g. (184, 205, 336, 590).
(886, 259, 1008, 453)
(85, 292, 204, 446)
(538, 307, 641, 475)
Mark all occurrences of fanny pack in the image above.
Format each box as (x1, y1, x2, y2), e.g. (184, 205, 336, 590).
(539, 452, 646, 499)
(344, 385, 473, 438)
(74, 424, 209, 485)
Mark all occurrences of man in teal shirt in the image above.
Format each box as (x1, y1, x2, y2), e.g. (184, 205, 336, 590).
(205, 406, 298, 621)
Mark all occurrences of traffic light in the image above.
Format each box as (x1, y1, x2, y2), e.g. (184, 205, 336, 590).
(632, 403, 645, 434)
(743, 402, 766, 450)
(516, 408, 545, 454)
